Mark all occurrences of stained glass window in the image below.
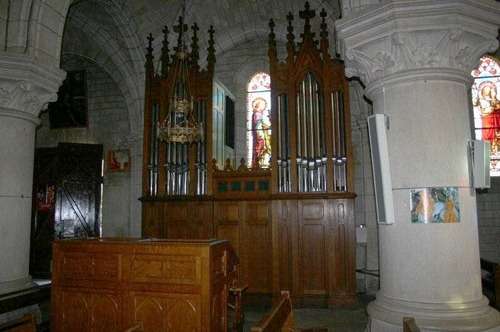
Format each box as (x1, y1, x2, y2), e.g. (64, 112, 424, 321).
(471, 56, 500, 177)
(247, 72, 271, 168)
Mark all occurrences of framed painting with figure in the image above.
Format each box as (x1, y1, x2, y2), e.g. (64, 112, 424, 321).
(48, 70, 88, 128)
(410, 187, 460, 223)
(107, 149, 131, 172)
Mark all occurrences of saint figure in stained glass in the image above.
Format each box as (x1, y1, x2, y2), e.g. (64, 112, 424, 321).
(247, 72, 272, 168)
(471, 56, 500, 176)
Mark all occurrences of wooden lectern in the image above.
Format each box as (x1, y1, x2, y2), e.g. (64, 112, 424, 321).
(51, 238, 239, 331)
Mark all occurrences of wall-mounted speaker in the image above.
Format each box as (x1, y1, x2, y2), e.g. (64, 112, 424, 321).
(468, 140, 491, 189)
(368, 114, 395, 225)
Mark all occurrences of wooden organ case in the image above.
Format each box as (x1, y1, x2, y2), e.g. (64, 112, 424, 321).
(141, 3, 357, 308)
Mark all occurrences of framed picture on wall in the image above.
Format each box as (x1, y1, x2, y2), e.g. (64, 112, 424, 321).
(48, 70, 88, 128)
(410, 187, 460, 223)
(107, 149, 131, 172)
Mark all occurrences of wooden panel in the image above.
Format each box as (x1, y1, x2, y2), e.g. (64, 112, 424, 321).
(273, 200, 294, 296)
(60, 290, 121, 331)
(214, 200, 272, 296)
(329, 199, 357, 307)
(142, 202, 163, 238)
(142, 200, 213, 239)
(128, 255, 201, 284)
(242, 201, 271, 294)
(215, 201, 241, 264)
(142, 195, 356, 308)
(131, 292, 201, 332)
(300, 224, 326, 295)
(62, 253, 119, 281)
(301, 201, 326, 220)
(246, 201, 270, 225)
(299, 200, 327, 297)
(215, 202, 240, 223)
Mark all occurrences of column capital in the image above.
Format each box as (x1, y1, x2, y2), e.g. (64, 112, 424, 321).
(0, 53, 66, 117)
(336, 0, 500, 97)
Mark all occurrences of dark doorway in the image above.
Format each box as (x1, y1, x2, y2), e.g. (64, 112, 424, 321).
(30, 142, 103, 278)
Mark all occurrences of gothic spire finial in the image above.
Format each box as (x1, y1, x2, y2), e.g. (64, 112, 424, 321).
(299, 1, 315, 35)
(161, 26, 170, 78)
(145, 33, 155, 73)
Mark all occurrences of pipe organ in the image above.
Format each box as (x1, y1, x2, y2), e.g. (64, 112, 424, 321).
(141, 3, 356, 308)
(142, 21, 215, 199)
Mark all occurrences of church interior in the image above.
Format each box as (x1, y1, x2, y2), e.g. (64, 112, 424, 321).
(1, 0, 500, 331)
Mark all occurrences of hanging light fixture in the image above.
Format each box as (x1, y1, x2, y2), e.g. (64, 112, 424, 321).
(158, 2, 203, 144)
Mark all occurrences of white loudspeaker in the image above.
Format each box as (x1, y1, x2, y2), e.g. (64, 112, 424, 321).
(469, 140, 491, 189)
(367, 114, 395, 225)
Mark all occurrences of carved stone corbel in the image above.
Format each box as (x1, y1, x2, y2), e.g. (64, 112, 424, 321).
(336, 0, 500, 93)
(0, 54, 66, 119)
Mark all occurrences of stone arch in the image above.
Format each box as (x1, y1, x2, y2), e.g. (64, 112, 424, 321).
(63, 0, 145, 133)
(1, 0, 71, 65)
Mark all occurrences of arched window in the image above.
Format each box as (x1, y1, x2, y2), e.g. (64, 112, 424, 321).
(471, 56, 500, 176)
(246, 72, 271, 168)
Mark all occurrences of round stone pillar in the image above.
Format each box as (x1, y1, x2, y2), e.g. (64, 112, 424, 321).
(336, 1, 500, 331)
(0, 55, 65, 294)
(0, 109, 40, 293)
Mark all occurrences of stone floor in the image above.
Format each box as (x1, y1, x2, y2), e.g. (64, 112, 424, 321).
(242, 294, 372, 332)
(29, 280, 372, 331)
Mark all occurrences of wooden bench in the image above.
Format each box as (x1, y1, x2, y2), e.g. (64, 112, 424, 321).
(250, 291, 329, 332)
(403, 317, 421, 332)
(480, 258, 500, 309)
(0, 313, 36, 332)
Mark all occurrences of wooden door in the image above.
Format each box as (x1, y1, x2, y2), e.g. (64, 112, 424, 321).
(30, 143, 103, 278)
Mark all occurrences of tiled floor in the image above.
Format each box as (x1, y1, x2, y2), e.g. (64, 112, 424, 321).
(242, 294, 372, 332)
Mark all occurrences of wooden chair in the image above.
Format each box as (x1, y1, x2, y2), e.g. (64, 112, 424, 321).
(228, 283, 249, 332)
(123, 321, 144, 332)
(250, 291, 329, 332)
(480, 258, 500, 309)
(403, 317, 421, 332)
(0, 313, 36, 332)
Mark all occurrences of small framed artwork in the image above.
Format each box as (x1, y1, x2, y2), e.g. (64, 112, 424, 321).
(410, 187, 460, 223)
(35, 183, 56, 211)
(107, 149, 131, 172)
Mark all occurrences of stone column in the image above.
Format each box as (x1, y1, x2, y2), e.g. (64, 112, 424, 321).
(336, 1, 500, 331)
(0, 54, 65, 294)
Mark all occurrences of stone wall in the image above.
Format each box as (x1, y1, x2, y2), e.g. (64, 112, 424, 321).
(477, 177, 500, 263)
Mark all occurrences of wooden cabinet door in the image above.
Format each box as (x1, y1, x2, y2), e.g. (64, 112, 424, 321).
(274, 198, 357, 307)
(215, 200, 272, 295)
